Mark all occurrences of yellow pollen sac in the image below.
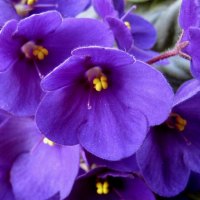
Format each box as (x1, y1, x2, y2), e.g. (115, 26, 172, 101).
(96, 181, 109, 195)
(124, 21, 131, 29)
(167, 113, 187, 132)
(26, 0, 37, 5)
(43, 137, 55, 146)
(33, 46, 48, 60)
(93, 76, 108, 92)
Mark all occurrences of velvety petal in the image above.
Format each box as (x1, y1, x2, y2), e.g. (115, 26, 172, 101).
(179, 0, 200, 30)
(0, 59, 43, 116)
(117, 177, 156, 200)
(41, 56, 86, 91)
(0, 116, 41, 167)
(124, 13, 157, 49)
(173, 92, 200, 173)
(36, 86, 87, 145)
(0, 20, 21, 72)
(137, 129, 190, 196)
(73, 47, 173, 125)
(188, 27, 200, 79)
(72, 46, 135, 67)
(14, 11, 62, 40)
(113, 0, 125, 17)
(78, 92, 148, 160)
(92, 0, 118, 19)
(0, 1, 19, 27)
(106, 16, 133, 50)
(38, 18, 114, 75)
(11, 144, 79, 200)
(37, 83, 148, 161)
(0, 166, 15, 200)
(32, 0, 90, 17)
(173, 79, 200, 106)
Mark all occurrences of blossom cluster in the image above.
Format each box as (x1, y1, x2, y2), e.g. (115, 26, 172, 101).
(0, 0, 200, 199)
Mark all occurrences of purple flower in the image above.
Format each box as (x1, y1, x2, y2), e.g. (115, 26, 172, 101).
(66, 167, 156, 200)
(10, 141, 80, 200)
(0, 0, 90, 27)
(136, 79, 200, 196)
(36, 46, 173, 161)
(0, 11, 114, 116)
(0, 109, 41, 199)
(92, 0, 157, 61)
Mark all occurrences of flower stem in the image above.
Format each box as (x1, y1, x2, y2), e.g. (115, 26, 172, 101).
(146, 41, 191, 65)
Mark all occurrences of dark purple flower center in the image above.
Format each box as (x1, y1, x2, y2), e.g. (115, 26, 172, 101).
(165, 112, 187, 132)
(85, 66, 108, 92)
(21, 41, 49, 60)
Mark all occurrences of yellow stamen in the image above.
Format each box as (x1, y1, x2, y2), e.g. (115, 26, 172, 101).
(124, 21, 131, 29)
(43, 137, 54, 146)
(33, 46, 48, 60)
(166, 113, 187, 132)
(93, 76, 108, 92)
(96, 181, 109, 195)
(26, 0, 37, 5)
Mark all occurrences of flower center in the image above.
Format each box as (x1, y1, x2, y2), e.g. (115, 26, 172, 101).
(96, 181, 109, 195)
(86, 67, 108, 92)
(43, 137, 55, 146)
(124, 21, 131, 29)
(21, 41, 49, 61)
(166, 113, 187, 131)
(14, 0, 35, 16)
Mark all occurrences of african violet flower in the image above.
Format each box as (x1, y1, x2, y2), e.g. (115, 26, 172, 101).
(36, 46, 173, 161)
(0, 0, 90, 27)
(0, 11, 113, 116)
(11, 141, 80, 200)
(92, 0, 157, 61)
(0, 109, 41, 199)
(136, 79, 200, 196)
(66, 167, 156, 200)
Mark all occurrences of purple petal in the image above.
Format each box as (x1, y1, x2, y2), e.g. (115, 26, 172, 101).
(92, 0, 118, 19)
(173, 92, 200, 173)
(36, 86, 86, 145)
(78, 96, 148, 160)
(137, 129, 190, 196)
(0, 1, 19, 27)
(124, 13, 157, 49)
(38, 18, 114, 75)
(33, 0, 90, 17)
(0, 60, 43, 116)
(0, 20, 21, 72)
(106, 16, 133, 51)
(0, 116, 41, 167)
(14, 11, 62, 40)
(188, 27, 200, 79)
(179, 0, 200, 30)
(173, 79, 200, 106)
(11, 144, 79, 200)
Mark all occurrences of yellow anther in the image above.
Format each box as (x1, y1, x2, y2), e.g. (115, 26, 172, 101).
(33, 46, 48, 60)
(26, 0, 37, 5)
(124, 21, 131, 29)
(96, 181, 109, 195)
(43, 137, 55, 146)
(166, 113, 187, 132)
(93, 76, 108, 92)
